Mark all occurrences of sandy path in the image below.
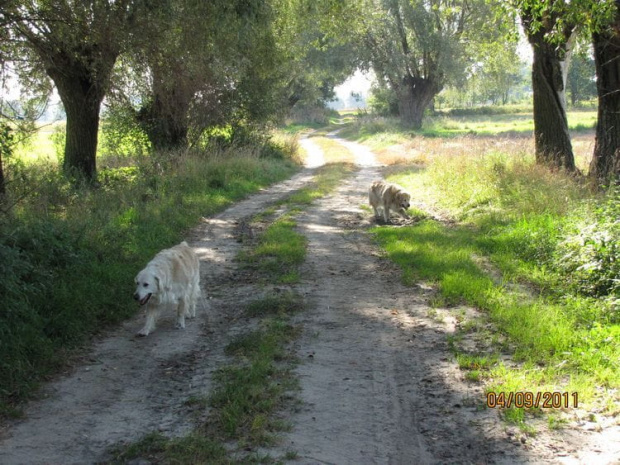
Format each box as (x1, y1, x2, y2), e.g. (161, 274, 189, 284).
(1, 134, 618, 464)
(274, 139, 522, 464)
(278, 135, 620, 464)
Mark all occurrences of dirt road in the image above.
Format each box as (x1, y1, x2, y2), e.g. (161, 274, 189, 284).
(0, 135, 618, 464)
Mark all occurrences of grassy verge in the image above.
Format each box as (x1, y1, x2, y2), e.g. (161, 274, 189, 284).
(0, 142, 299, 417)
(339, 109, 596, 140)
(347, 119, 618, 428)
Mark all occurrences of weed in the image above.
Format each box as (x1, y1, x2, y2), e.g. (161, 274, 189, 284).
(238, 214, 307, 284)
(245, 291, 304, 318)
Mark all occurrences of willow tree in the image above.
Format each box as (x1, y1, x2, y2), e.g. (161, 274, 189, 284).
(519, 0, 577, 171)
(2, 1, 144, 182)
(112, 0, 270, 151)
(351, 0, 507, 129)
(589, 1, 620, 183)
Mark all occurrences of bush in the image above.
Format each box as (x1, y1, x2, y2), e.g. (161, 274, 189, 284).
(555, 191, 620, 302)
(367, 84, 399, 117)
(286, 103, 338, 125)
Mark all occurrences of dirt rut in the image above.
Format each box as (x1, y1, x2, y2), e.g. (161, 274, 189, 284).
(274, 142, 522, 464)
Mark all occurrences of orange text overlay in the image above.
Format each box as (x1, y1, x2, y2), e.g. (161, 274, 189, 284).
(486, 391, 578, 409)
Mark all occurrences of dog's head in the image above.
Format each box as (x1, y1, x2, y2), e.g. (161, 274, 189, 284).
(133, 268, 160, 306)
(398, 192, 411, 210)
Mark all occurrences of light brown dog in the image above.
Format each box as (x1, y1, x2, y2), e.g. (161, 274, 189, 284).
(369, 180, 411, 223)
(133, 241, 201, 336)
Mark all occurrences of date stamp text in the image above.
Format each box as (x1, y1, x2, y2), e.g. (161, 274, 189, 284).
(486, 391, 578, 409)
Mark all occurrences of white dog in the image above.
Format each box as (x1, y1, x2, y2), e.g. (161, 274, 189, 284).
(369, 180, 411, 223)
(133, 241, 201, 336)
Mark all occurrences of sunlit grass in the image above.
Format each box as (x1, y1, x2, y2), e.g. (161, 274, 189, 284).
(309, 136, 356, 164)
(12, 122, 62, 163)
(348, 112, 618, 425)
(339, 111, 596, 172)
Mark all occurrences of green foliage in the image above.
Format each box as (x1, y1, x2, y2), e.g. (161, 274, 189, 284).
(0, 123, 15, 159)
(437, 44, 528, 108)
(555, 191, 620, 302)
(50, 124, 66, 164)
(567, 48, 597, 106)
(367, 84, 399, 117)
(100, 107, 150, 158)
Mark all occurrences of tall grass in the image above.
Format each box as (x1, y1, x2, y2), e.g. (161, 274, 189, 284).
(0, 142, 299, 415)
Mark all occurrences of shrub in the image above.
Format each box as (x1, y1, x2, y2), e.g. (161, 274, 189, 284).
(555, 191, 620, 303)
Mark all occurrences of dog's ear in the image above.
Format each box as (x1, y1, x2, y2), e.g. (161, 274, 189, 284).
(154, 270, 170, 292)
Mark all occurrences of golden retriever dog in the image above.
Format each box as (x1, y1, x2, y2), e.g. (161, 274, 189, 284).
(133, 241, 201, 336)
(369, 180, 411, 223)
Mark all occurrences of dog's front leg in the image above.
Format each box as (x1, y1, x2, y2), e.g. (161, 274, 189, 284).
(382, 201, 391, 223)
(176, 296, 189, 329)
(187, 282, 200, 318)
(137, 304, 158, 336)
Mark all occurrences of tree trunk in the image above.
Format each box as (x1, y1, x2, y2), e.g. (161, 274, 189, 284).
(0, 123, 8, 197)
(138, 95, 190, 151)
(397, 76, 438, 129)
(138, 65, 192, 151)
(61, 96, 102, 181)
(529, 38, 576, 171)
(589, 10, 620, 184)
(46, 60, 114, 183)
(0, 149, 5, 198)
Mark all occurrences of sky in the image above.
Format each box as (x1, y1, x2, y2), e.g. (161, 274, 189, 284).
(334, 69, 374, 100)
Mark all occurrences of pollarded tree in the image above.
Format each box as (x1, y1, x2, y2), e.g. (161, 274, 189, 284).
(353, 0, 508, 129)
(519, 0, 577, 172)
(2, 1, 144, 182)
(589, 1, 620, 183)
(111, 0, 299, 150)
(117, 0, 250, 151)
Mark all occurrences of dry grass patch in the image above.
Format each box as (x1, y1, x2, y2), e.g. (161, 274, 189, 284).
(309, 135, 356, 164)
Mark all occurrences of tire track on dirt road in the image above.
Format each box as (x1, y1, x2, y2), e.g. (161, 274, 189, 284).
(272, 135, 582, 464)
